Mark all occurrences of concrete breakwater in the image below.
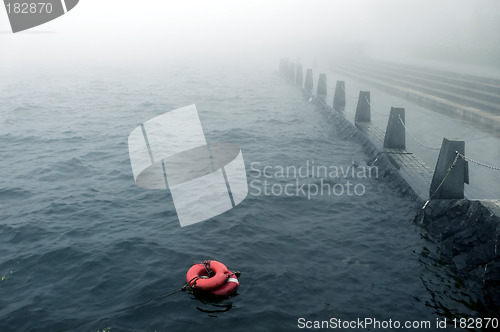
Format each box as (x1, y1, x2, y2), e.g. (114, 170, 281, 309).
(279, 58, 500, 315)
(333, 60, 500, 131)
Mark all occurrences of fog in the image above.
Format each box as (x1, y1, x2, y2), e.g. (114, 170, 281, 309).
(1, 0, 500, 70)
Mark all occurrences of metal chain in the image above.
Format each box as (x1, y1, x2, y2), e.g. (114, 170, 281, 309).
(398, 115, 441, 151)
(456, 152, 500, 171)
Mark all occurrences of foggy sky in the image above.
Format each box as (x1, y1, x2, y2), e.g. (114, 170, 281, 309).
(1, 0, 499, 69)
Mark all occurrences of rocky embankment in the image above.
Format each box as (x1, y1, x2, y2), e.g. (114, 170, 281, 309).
(419, 199, 500, 316)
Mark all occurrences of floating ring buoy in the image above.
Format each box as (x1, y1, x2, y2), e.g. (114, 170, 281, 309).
(208, 271, 240, 297)
(186, 260, 229, 291)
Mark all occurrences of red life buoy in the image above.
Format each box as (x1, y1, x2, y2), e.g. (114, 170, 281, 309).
(186, 260, 229, 291)
(208, 271, 240, 297)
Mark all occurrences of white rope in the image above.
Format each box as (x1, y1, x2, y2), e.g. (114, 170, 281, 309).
(456, 152, 500, 171)
(365, 97, 389, 117)
(398, 115, 441, 151)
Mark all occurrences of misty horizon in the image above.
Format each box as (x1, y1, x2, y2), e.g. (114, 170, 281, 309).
(1, 0, 500, 70)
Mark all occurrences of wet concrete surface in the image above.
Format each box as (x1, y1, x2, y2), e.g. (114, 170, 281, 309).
(317, 67, 500, 199)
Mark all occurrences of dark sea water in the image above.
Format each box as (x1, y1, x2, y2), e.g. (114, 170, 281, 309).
(0, 64, 481, 331)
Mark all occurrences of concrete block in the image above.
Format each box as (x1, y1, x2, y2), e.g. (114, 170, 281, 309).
(296, 65, 303, 87)
(429, 138, 468, 199)
(333, 81, 346, 110)
(384, 107, 405, 149)
(355, 91, 371, 123)
(289, 62, 296, 82)
(304, 68, 314, 93)
(279, 58, 289, 76)
(317, 73, 327, 99)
